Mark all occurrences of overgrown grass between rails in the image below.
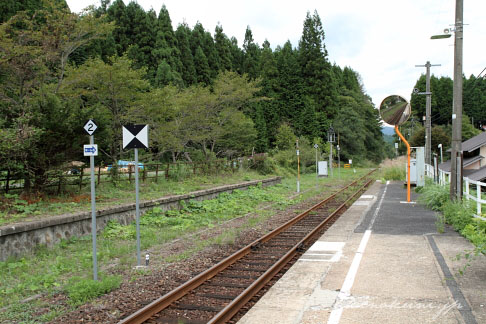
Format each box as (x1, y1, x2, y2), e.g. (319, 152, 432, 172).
(419, 181, 486, 273)
(0, 169, 368, 323)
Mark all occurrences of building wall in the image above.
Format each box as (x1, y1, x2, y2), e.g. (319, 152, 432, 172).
(480, 146, 486, 167)
(465, 161, 481, 170)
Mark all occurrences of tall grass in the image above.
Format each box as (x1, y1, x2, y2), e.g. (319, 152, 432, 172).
(420, 182, 486, 258)
(381, 166, 405, 181)
(419, 182, 450, 211)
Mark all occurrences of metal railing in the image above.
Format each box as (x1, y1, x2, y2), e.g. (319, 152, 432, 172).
(425, 163, 486, 221)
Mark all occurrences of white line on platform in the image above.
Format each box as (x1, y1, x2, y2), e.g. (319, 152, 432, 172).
(327, 182, 388, 324)
(353, 201, 371, 206)
(360, 195, 375, 199)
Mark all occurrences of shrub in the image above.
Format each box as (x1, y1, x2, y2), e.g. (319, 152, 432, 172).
(419, 183, 449, 211)
(65, 275, 121, 306)
(442, 200, 475, 232)
(381, 166, 405, 181)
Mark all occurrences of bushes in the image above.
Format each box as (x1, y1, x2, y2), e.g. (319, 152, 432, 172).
(419, 182, 450, 211)
(381, 166, 405, 181)
(420, 183, 486, 254)
(442, 201, 475, 232)
(65, 275, 121, 306)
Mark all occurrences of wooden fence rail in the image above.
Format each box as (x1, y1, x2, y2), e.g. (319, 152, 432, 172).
(0, 159, 246, 194)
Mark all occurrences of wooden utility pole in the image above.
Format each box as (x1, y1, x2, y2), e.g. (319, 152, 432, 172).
(450, 0, 464, 200)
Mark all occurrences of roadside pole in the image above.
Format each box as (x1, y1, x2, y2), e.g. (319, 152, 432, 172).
(83, 120, 98, 281)
(89, 135, 97, 280)
(135, 148, 141, 266)
(415, 61, 440, 165)
(122, 124, 149, 267)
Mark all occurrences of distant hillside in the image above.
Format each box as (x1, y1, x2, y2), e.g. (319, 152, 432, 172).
(382, 126, 395, 136)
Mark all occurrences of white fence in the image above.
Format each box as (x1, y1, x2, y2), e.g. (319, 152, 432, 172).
(425, 163, 486, 221)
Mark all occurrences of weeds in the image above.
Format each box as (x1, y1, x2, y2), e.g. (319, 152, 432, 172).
(419, 182, 486, 274)
(0, 169, 368, 322)
(419, 182, 449, 211)
(381, 166, 405, 181)
(65, 275, 121, 306)
(0, 171, 270, 225)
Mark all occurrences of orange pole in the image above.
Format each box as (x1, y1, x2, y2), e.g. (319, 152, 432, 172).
(395, 125, 411, 202)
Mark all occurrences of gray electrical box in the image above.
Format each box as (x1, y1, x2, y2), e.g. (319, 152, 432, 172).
(318, 161, 328, 177)
(407, 147, 425, 186)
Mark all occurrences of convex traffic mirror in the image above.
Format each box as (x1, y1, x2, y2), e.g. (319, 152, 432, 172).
(379, 95, 411, 126)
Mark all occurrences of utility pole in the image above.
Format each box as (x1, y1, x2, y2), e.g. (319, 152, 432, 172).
(415, 61, 440, 165)
(450, 0, 464, 201)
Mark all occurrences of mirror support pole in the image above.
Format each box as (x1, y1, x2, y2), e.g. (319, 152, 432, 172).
(395, 125, 411, 202)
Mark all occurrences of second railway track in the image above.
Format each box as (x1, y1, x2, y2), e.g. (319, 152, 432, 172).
(119, 169, 377, 324)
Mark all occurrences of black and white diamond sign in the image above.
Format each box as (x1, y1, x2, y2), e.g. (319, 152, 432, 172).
(123, 125, 149, 149)
(83, 120, 98, 136)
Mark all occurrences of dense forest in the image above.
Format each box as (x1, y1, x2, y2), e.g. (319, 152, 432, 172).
(398, 74, 486, 154)
(0, 0, 386, 190)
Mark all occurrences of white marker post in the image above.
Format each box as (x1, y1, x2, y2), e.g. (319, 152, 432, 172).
(296, 139, 300, 193)
(83, 120, 98, 281)
(314, 144, 319, 189)
(123, 124, 149, 267)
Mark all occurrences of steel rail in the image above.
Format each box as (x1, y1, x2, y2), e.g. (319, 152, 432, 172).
(208, 178, 373, 323)
(118, 169, 376, 324)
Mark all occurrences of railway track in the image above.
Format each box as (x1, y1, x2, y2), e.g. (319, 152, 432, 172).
(119, 170, 377, 324)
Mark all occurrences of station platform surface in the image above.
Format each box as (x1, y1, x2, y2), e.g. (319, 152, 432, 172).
(238, 181, 486, 324)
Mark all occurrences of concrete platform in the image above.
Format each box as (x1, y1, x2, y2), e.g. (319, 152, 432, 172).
(238, 181, 486, 324)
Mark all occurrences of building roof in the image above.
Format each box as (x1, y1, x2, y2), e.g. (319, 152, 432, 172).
(447, 131, 486, 153)
(438, 155, 483, 172)
(465, 166, 486, 182)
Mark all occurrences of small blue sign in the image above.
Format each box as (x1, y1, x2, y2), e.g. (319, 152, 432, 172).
(84, 144, 98, 156)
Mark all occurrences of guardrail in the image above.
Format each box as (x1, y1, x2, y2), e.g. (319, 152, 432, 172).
(425, 163, 486, 221)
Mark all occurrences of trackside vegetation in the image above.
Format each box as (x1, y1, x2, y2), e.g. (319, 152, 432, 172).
(419, 182, 486, 272)
(0, 169, 369, 323)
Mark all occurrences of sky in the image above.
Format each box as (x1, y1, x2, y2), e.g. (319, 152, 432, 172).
(66, 0, 486, 109)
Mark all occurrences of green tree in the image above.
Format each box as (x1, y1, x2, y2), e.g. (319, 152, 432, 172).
(242, 26, 261, 80)
(184, 72, 260, 159)
(275, 123, 297, 150)
(60, 55, 151, 168)
(175, 23, 197, 86)
(214, 24, 233, 72)
(194, 46, 211, 85)
(229, 36, 243, 73)
(0, 0, 44, 23)
(0, 1, 112, 190)
(152, 5, 183, 86)
(298, 10, 337, 119)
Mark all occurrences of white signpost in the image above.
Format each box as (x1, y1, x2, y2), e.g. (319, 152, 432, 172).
(122, 125, 149, 267)
(83, 119, 98, 281)
(314, 144, 319, 188)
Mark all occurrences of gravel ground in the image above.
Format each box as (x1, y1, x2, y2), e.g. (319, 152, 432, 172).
(45, 186, 342, 324)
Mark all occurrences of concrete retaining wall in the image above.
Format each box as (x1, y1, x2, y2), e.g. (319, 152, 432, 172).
(0, 177, 281, 261)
